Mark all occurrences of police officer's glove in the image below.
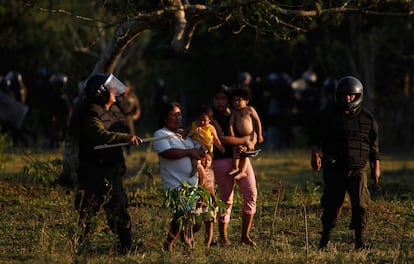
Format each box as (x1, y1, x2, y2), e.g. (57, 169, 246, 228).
(370, 160, 380, 185)
(128, 135, 142, 146)
(311, 152, 322, 172)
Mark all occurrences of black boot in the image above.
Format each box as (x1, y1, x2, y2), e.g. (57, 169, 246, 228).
(117, 228, 132, 254)
(318, 229, 331, 250)
(355, 228, 371, 250)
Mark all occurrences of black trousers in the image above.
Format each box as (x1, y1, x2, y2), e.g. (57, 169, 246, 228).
(320, 163, 370, 231)
(75, 162, 131, 244)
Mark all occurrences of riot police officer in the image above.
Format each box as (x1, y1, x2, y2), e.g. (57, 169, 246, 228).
(310, 76, 380, 250)
(72, 73, 142, 254)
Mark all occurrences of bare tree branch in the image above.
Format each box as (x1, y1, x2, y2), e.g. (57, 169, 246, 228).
(29, 0, 414, 75)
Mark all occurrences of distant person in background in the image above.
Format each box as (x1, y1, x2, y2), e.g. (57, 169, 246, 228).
(150, 78, 168, 114)
(237, 71, 265, 116)
(265, 72, 294, 150)
(31, 67, 53, 144)
(0, 71, 34, 147)
(116, 80, 141, 154)
(298, 69, 320, 138)
(3, 71, 27, 103)
(237, 72, 252, 90)
(45, 73, 72, 148)
(310, 76, 380, 250)
(319, 78, 337, 110)
(147, 78, 169, 131)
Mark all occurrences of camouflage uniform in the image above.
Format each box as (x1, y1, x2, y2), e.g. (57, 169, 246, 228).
(73, 101, 132, 252)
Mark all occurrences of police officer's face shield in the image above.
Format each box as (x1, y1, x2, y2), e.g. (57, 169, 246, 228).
(336, 92, 361, 111)
(103, 74, 127, 96)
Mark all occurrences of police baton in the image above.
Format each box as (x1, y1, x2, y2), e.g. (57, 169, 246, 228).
(93, 134, 174, 150)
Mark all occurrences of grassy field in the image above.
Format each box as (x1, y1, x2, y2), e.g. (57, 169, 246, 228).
(0, 143, 413, 263)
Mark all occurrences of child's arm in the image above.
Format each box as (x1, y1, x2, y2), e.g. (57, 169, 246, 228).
(197, 160, 206, 186)
(249, 106, 264, 143)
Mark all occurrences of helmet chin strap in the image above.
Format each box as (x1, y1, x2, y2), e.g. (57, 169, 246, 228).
(344, 106, 360, 115)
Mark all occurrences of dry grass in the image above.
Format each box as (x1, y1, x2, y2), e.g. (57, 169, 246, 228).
(0, 146, 413, 263)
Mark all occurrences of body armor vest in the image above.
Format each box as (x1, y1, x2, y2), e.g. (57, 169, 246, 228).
(322, 107, 374, 169)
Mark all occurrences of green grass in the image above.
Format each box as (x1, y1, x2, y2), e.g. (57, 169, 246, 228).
(0, 145, 413, 263)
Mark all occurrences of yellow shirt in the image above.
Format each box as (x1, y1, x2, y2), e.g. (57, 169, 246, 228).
(189, 121, 215, 153)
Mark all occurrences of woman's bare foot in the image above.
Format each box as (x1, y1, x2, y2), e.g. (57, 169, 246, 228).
(219, 238, 231, 247)
(241, 237, 256, 246)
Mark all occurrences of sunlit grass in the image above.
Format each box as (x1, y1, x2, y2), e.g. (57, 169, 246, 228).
(0, 146, 413, 263)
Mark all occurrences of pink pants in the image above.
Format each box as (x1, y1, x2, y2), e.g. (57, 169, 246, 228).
(213, 158, 257, 223)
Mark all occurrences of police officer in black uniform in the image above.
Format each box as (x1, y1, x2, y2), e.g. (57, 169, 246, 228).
(72, 73, 142, 254)
(310, 76, 381, 250)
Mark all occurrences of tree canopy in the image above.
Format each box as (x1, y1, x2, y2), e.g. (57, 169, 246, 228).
(1, 0, 414, 148)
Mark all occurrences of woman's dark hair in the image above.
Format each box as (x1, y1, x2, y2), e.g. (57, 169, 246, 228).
(212, 84, 231, 99)
(158, 101, 182, 129)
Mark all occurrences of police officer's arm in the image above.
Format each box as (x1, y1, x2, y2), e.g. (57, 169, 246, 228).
(371, 160, 380, 185)
(310, 110, 323, 172)
(84, 114, 141, 145)
(370, 118, 381, 184)
(310, 145, 322, 172)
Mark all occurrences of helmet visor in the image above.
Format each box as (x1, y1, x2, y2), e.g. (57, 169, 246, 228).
(104, 74, 127, 96)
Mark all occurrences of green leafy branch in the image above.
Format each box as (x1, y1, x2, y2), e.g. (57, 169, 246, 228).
(164, 181, 223, 231)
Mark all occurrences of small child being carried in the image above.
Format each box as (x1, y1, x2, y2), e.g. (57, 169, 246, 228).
(228, 87, 264, 180)
(184, 104, 225, 176)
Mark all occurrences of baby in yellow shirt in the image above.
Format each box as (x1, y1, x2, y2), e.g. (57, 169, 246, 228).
(184, 105, 225, 176)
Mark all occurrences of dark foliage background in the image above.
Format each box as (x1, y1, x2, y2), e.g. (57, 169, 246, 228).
(1, 1, 414, 150)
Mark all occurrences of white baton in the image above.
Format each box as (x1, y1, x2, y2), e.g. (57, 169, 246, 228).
(93, 134, 174, 150)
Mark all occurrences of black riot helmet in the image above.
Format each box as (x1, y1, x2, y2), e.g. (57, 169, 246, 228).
(335, 76, 363, 111)
(84, 74, 110, 105)
(84, 73, 127, 106)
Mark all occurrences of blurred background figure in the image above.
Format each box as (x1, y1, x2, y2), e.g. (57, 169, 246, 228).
(116, 80, 141, 154)
(144, 78, 169, 132)
(265, 72, 294, 150)
(237, 72, 252, 90)
(291, 68, 320, 144)
(25, 67, 53, 146)
(3, 71, 27, 103)
(150, 78, 168, 114)
(319, 78, 337, 110)
(237, 71, 266, 123)
(0, 71, 33, 147)
(44, 73, 72, 149)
